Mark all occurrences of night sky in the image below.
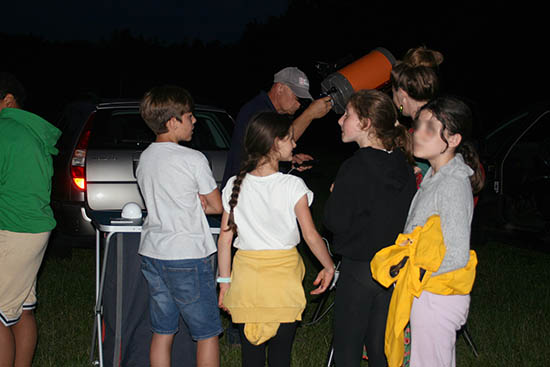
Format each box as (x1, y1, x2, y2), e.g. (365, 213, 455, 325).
(2, 1, 548, 142)
(3, 0, 288, 43)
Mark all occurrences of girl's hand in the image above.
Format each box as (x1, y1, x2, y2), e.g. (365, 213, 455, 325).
(310, 266, 335, 295)
(218, 283, 231, 314)
(329, 182, 334, 192)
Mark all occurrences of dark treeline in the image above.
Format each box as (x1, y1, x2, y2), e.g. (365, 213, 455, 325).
(1, 1, 548, 143)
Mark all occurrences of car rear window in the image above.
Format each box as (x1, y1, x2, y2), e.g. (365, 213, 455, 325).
(88, 108, 233, 150)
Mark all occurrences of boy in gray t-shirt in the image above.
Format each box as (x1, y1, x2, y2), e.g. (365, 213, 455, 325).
(137, 85, 223, 366)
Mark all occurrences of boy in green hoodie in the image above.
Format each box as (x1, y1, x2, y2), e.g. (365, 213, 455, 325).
(0, 72, 61, 367)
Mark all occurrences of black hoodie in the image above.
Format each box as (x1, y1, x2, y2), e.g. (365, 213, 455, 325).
(324, 147, 416, 265)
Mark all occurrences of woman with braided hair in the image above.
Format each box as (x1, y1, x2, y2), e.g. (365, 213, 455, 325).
(217, 112, 334, 367)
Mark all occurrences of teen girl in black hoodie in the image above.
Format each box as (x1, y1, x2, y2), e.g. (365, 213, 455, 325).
(324, 89, 417, 367)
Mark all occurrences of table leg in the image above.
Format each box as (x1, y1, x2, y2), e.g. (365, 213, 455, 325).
(113, 234, 123, 367)
(92, 232, 115, 367)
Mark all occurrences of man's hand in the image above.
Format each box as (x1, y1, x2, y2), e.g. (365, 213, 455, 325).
(292, 153, 314, 172)
(292, 96, 333, 140)
(304, 96, 333, 120)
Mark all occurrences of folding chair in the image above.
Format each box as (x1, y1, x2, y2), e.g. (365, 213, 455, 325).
(307, 258, 338, 367)
(458, 323, 479, 358)
(304, 235, 340, 367)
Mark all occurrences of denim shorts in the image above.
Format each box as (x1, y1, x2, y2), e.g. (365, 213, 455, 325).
(141, 253, 223, 340)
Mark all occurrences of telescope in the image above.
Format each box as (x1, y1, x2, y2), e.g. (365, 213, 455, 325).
(321, 47, 397, 114)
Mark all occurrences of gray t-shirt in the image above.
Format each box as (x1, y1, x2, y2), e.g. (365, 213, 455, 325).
(404, 154, 474, 276)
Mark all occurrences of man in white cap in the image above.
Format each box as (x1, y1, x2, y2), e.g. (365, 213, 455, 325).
(222, 66, 333, 187)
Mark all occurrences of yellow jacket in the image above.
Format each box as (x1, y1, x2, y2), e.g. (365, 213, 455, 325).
(223, 247, 306, 345)
(370, 215, 477, 367)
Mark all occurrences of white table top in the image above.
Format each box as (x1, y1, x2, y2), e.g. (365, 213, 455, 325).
(88, 210, 221, 234)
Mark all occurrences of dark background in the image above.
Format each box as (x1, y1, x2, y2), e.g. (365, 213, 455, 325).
(1, 1, 548, 153)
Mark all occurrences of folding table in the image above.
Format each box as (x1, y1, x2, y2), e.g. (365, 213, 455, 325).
(89, 210, 220, 367)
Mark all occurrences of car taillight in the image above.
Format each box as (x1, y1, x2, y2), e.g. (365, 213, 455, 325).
(71, 113, 95, 191)
(71, 155, 86, 190)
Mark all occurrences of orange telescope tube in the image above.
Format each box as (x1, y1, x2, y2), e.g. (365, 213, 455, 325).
(339, 48, 395, 91)
(321, 47, 396, 114)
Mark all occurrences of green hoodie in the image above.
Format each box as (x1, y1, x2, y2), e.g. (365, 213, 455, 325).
(0, 108, 61, 233)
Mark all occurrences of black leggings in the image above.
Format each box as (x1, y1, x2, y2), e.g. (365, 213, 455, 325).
(237, 322, 298, 367)
(333, 268, 392, 367)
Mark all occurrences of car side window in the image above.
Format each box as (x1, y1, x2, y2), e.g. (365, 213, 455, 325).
(180, 111, 231, 150)
(509, 111, 550, 168)
(518, 111, 550, 171)
(88, 110, 154, 149)
(502, 110, 550, 195)
(520, 111, 550, 143)
(88, 109, 233, 151)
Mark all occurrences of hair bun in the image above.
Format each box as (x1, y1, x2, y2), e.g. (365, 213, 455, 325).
(403, 46, 444, 68)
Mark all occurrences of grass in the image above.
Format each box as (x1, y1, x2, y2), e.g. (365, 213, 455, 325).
(456, 242, 550, 366)
(34, 240, 550, 366)
(32, 152, 550, 366)
(34, 246, 95, 366)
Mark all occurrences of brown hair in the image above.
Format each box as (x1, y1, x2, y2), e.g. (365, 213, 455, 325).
(225, 112, 293, 233)
(390, 46, 444, 103)
(402, 46, 444, 68)
(391, 64, 440, 102)
(347, 89, 415, 166)
(419, 96, 485, 193)
(140, 85, 194, 135)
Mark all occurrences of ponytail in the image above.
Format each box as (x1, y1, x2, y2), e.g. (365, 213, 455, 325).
(347, 89, 416, 167)
(388, 123, 415, 167)
(419, 96, 485, 194)
(457, 141, 485, 194)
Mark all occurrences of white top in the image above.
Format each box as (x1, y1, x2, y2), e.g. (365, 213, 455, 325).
(222, 172, 313, 250)
(137, 142, 217, 260)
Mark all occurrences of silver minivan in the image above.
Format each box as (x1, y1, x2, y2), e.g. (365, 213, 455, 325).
(51, 99, 234, 245)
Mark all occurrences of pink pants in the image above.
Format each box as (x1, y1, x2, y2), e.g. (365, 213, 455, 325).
(410, 291, 470, 367)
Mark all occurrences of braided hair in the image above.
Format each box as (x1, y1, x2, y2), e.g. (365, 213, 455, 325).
(225, 112, 293, 233)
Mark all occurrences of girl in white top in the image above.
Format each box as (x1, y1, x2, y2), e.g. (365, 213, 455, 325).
(217, 112, 335, 367)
